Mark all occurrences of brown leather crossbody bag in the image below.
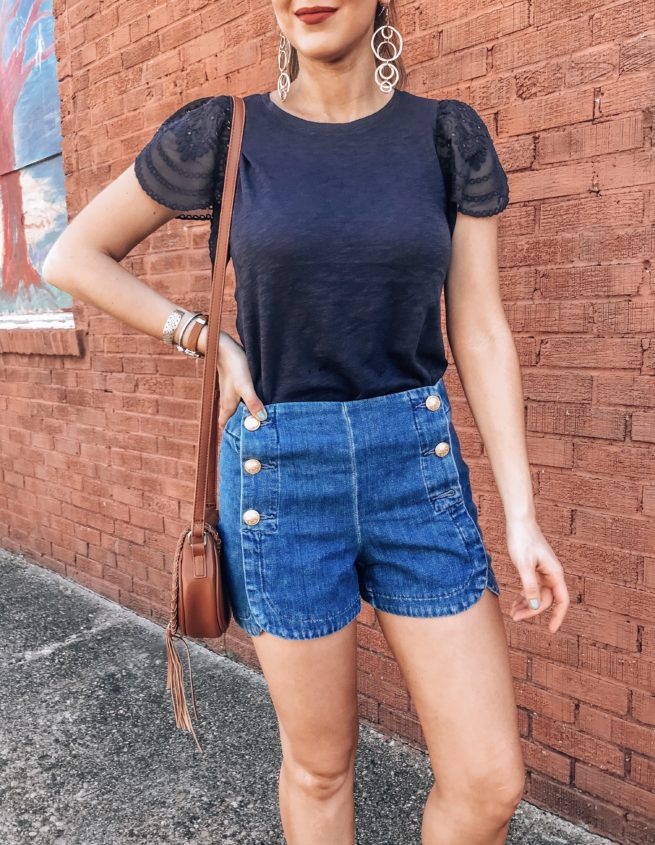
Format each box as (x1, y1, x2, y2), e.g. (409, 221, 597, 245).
(165, 94, 246, 753)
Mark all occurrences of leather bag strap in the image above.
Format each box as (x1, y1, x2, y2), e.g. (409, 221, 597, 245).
(189, 94, 245, 559)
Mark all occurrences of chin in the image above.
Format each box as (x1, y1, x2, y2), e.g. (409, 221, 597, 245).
(291, 31, 360, 64)
(297, 45, 349, 64)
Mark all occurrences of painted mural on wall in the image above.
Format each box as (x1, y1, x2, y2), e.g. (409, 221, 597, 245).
(0, 0, 72, 326)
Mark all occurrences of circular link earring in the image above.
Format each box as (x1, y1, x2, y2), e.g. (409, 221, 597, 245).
(277, 32, 291, 101)
(371, 2, 403, 92)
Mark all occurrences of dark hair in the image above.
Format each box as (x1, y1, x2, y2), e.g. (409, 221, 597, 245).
(285, 2, 408, 91)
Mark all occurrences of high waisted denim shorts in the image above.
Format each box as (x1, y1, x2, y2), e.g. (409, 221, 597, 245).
(217, 375, 500, 640)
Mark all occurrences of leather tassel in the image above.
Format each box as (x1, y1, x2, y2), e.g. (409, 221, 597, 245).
(165, 623, 203, 753)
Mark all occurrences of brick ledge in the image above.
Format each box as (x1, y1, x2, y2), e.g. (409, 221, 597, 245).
(0, 328, 84, 356)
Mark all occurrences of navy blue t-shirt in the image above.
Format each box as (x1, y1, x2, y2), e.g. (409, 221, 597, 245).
(134, 89, 509, 404)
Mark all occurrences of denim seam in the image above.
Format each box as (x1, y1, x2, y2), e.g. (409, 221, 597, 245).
(443, 410, 492, 584)
(257, 548, 361, 624)
(408, 395, 437, 511)
(232, 607, 264, 635)
(256, 531, 288, 623)
(236, 418, 254, 624)
(419, 391, 483, 599)
(363, 581, 482, 601)
(362, 507, 483, 601)
(223, 428, 240, 445)
(224, 400, 246, 444)
(261, 600, 361, 639)
(238, 400, 279, 628)
(240, 411, 280, 534)
(362, 581, 488, 613)
(409, 395, 460, 513)
(457, 494, 491, 584)
(255, 532, 359, 624)
(341, 403, 362, 552)
(444, 406, 467, 513)
(282, 595, 361, 624)
(438, 423, 481, 592)
(438, 406, 493, 597)
(446, 510, 479, 588)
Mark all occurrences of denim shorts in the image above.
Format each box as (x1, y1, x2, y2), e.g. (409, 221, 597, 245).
(217, 375, 500, 640)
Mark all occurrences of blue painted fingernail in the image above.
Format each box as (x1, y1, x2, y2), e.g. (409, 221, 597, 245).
(529, 598, 540, 609)
(256, 408, 267, 420)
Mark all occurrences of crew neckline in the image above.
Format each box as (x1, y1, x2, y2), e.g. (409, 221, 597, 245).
(260, 87, 403, 134)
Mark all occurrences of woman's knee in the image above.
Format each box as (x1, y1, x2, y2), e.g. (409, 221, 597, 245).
(283, 748, 357, 800)
(440, 758, 526, 827)
(478, 764, 526, 826)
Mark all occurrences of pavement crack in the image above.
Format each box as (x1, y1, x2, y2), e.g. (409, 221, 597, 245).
(6, 617, 120, 666)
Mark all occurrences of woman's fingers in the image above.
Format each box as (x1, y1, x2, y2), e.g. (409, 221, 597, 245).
(509, 553, 570, 632)
(505, 519, 571, 633)
(238, 382, 267, 422)
(216, 341, 267, 427)
(546, 575, 571, 633)
(516, 563, 542, 612)
(217, 389, 240, 428)
(510, 580, 553, 623)
(218, 389, 266, 429)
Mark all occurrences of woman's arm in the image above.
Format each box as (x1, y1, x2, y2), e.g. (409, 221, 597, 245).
(42, 165, 207, 351)
(42, 163, 267, 425)
(444, 211, 570, 633)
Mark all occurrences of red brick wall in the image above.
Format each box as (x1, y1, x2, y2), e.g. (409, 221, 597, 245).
(2, 2, 654, 841)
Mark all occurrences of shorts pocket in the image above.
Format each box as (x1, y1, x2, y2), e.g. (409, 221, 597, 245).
(410, 387, 464, 515)
(222, 399, 245, 445)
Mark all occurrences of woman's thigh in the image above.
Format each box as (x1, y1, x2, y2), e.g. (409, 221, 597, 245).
(250, 618, 360, 773)
(374, 589, 524, 799)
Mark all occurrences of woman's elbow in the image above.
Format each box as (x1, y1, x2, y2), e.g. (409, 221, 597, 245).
(42, 236, 79, 294)
(42, 252, 63, 290)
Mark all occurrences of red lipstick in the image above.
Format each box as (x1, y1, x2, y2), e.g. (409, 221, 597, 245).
(295, 6, 337, 25)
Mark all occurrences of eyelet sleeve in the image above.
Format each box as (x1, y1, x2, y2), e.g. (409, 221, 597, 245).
(435, 99, 510, 235)
(133, 95, 231, 212)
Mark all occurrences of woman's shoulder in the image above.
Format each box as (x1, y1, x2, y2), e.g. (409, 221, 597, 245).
(433, 98, 497, 155)
(166, 94, 233, 120)
(398, 90, 494, 146)
(430, 96, 510, 225)
(404, 91, 504, 170)
(153, 94, 233, 144)
(133, 94, 233, 213)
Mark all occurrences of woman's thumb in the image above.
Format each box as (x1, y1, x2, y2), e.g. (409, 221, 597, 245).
(521, 572, 541, 610)
(241, 386, 267, 421)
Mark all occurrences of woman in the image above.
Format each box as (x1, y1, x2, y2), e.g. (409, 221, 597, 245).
(44, 2, 570, 843)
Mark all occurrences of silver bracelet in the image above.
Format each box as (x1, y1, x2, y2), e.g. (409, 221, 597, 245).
(162, 308, 185, 345)
(175, 310, 201, 349)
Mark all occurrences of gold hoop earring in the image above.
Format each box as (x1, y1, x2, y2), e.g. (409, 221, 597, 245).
(277, 32, 291, 101)
(371, 3, 403, 93)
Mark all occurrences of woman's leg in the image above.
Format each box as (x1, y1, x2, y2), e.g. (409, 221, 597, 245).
(250, 617, 360, 845)
(375, 589, 525, 845)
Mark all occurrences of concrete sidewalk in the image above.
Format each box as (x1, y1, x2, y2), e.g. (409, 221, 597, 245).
(1, 550, 616, 845)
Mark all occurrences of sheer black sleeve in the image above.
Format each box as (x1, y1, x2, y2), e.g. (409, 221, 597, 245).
(134, 95, 232, 215)
(435, 99, 510, 237)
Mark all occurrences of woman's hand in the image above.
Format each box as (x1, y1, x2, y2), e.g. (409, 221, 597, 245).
(505, 517, 570, 633)
(214, 330, 268, 428)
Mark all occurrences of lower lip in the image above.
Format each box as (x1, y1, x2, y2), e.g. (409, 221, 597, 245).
(296, 10, 336, 25)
